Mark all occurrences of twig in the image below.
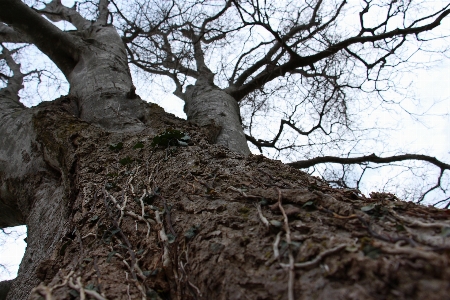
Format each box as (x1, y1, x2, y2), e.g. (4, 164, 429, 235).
(126, 165, 141, 185)
(68, 276, 106, 300)
(139, 189, 147, 218)
(53, 270, 74, 290)
(148, 162, 160, 185)
(227, 186, 259, 198)
(280, 244, 346, 269)
(81, 233, 95, 239)
(390, 209, 450, 229)
(376, 241, 443, 261)
(103, 190, 138, 279)
(273, 231, 282, 261)
(77, 277, 86, 300)
(155, 210, 171, 267)
(180, 261, 202, 298)
(118, 193, 128, 226)
(31, 270, 76, 299)
(227, 186, 248, 197)
(105, 188, 152, 237)
(276, 187, 295, 300)
(255, 202, 270, 228)
(188, 281, 202, 298)
(358, 216, 417, 247)
(31, 285, 54, 300)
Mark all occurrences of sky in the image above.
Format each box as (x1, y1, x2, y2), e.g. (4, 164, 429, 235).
(1, 0, 449, 281)
(0, 227, 27, 281)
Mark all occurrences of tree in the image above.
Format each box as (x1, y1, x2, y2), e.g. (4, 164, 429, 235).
(116, 0, 450, 204)
(0, 1, 449, 299)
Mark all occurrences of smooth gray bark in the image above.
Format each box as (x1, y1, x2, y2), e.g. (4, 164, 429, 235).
(0, 0, 150, 132)
(0, 46, 47, 228)
(184, 84, 250, 155)
(7, 178, 68, 300)
(66, 25, 149, 132)
(0, 100, 72, 299)
(0, 2, 151, 297)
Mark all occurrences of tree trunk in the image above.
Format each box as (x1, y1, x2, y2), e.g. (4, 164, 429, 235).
(184, 83, 250, 156)
(66, 25, 150, 132)
(2, 100, 450, 299)
(0, 98, 84, 299)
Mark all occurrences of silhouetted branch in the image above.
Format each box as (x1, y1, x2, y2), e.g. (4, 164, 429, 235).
(0, 45, 24, 104)
(288, 153, 450, 170)
(232, 7, 450, 100)
(36, 0, 91, 29)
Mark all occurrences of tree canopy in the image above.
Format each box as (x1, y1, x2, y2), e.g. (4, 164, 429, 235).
(116, 0, 450, 205)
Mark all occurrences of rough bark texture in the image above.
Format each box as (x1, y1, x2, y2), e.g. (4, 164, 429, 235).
(3, 99, 449, 299)
(184, 84, 250, 155)
(1, 97, 167, 299)
(0, 280, 12, 300)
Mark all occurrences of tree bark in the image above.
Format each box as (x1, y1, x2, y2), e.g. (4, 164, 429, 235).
(1, 97, 167, 299)
(66, 24, 150, 132)
(3, 104, 450, 299)
(184, 83, 250, 155)
(0, 99, 81, 298)
(0, 0, 150, 132)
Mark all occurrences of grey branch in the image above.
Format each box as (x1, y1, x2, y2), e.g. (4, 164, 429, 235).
(0, 23, 31, 43)
(0, 45, 24, 101)
(37, 0, 91, 30)
(0, 0, 80, 76)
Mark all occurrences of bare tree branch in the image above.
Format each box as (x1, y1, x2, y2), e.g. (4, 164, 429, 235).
(230, 6, 450, 101)
(230, 0, 346, 93)
(0, 0, 80, 76)
(0, 23, 31, 43)
(97, 0, 450, 204)
(288, 154, 450, 171)
(96, 0, 111, 26)
(37, 0, 91, 30)
(0, 44, 25, 107)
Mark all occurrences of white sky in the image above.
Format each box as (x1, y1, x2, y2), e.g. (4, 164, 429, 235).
(0, 227, 26, 281)
(404, 64, 450, 155)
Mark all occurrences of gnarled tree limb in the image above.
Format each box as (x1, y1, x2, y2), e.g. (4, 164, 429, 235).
(0, 0, 80, 76)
